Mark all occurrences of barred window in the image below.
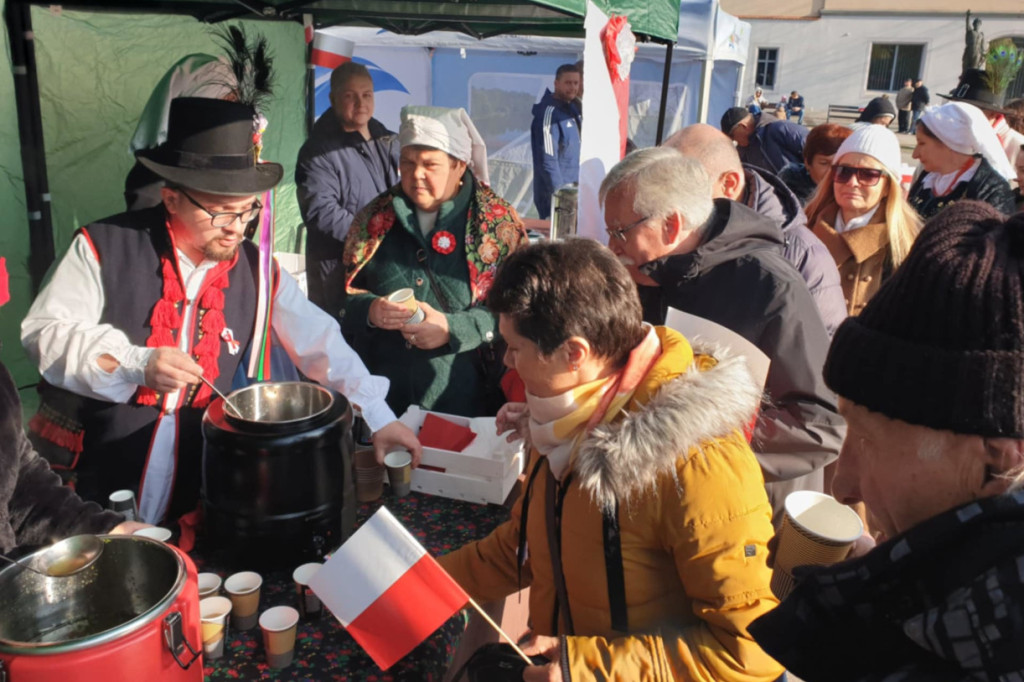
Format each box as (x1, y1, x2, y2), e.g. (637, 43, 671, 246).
(867, 44, 924, 91)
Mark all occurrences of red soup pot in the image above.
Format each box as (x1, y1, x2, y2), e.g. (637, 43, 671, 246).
(0, 535, 202, 681)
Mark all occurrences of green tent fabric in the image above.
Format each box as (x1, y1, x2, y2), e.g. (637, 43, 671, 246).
(0, 2, 306, 392)
(15, 0, 680, 42)
(1, 0, 679, 394)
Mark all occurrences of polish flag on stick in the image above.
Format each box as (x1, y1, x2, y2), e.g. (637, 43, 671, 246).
(310, 31, 354, 70)
(309, 507, 531, 670)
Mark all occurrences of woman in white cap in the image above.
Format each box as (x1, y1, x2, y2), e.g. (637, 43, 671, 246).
(341, 106, 528, 419)
(806, 125, 922, 316)
(908, 101, 1016, 219)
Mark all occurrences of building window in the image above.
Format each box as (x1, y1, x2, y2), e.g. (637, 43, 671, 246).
(867, 43, 924, 91)
(755, 48, 778, 90)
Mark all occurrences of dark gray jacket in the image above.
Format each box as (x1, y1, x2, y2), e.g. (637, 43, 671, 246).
(296, 111, 400, 314)
(744, 165, 847, 336)
(1, 362, 121, 554)
(639, 199, 845, 522)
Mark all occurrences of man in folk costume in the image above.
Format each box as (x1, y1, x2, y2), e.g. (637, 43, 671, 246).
(21, 97, 420, 525)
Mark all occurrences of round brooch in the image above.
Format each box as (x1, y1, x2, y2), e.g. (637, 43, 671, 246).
(432, 231, 456, 255)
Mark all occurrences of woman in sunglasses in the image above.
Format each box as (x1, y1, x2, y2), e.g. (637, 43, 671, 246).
(806, 125, 922, 316)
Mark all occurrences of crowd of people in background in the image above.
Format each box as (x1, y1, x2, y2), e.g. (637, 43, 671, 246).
(6, 29, 1024, 682)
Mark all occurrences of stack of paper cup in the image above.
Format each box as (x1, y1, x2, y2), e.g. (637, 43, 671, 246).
(224, 571, 263, 630)
(200, 596, 233, 660)
(354, 448, 384, 502)
(387, 288, 425, 324)
(260, 606, 300, 668)
(771, 490, 864, 600)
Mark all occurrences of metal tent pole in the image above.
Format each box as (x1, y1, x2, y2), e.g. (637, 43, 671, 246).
(655, 41, 673, 145)
(5, 0, 55, 292)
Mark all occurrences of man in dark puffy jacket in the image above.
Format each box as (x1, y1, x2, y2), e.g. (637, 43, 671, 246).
(600, 147, 845, 526)
(530, 63, 582, 218)
(296, 62, 400, 315)
(721, 106, 808, 176)
(665, 124, 846, 336)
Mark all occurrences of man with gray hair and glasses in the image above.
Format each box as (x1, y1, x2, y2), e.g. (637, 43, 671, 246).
(600, 147, 844, 525)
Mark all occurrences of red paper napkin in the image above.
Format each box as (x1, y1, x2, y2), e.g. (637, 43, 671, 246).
(418, 413, 477, 452)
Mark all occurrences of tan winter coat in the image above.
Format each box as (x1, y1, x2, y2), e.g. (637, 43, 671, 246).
(812, 206, 891, 316)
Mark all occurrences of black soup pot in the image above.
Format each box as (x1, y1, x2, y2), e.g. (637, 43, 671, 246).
(202, 382, 356, 570)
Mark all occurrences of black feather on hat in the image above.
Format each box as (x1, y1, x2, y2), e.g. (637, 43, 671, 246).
(136, 27, 281, 196)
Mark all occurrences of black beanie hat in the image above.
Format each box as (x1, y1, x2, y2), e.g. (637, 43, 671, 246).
(721, 106, 752, 134)
(824, 201, 1024, 438)
(855, 96, 898, 123)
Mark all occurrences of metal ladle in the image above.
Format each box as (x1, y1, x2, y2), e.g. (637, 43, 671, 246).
(0, 534, 104, 577)
(199, 374, 242, 418)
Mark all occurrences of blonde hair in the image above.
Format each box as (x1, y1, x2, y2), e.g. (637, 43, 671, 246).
(805, 164, 922, 267)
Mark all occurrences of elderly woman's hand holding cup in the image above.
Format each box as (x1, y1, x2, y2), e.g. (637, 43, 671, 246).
(400, 301, 449, 350)
(369, 296, 417, 330)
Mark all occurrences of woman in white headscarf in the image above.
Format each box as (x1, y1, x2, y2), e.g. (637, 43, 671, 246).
(341, 106, 529, 418)
(908, 101, 1016, 219)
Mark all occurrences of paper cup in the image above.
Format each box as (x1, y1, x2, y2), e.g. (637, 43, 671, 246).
(385, 449, 413, 498)
(354, 448, 384, 502)
(198, 572, 222, 599)
(771, 491, 864, 600)
(108, 489, 138, 521)
(224, 571, 263, 630)
(292, 562, 323, 619)
(407, 306, 425, 325)
(387, 288, 420, 321)
(259, 605, 299, 669)
(133, 526, 173, 543)
(200, 596, 233, 660)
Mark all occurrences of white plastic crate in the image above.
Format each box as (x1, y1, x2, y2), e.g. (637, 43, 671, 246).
(398, 406, 525, 505)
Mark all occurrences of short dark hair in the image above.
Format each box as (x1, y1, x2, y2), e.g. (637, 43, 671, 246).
(555, 63, 581, 80)
(330, 62, 372, 92)
(487, 240, 646, 365)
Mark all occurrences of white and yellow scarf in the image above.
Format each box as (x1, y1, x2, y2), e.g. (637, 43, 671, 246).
(527, 326, 662, 480)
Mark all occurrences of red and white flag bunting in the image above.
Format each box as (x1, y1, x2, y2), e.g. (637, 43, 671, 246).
(308, 507, 470, 670)
(311, 31, 355, 70)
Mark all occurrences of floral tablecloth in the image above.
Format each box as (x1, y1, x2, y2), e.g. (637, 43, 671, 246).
(198, 491, 509, 681)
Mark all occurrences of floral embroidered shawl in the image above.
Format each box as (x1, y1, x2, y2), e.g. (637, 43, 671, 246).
(343, 180, 529, 304)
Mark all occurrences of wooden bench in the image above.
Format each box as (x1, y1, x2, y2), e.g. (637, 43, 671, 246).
(826, 104, 863, 124)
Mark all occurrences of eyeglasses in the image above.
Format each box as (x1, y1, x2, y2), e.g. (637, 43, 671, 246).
(833, 166, 885, 187)
(606, 215, 651, 242)
(179, 189, 262, 228)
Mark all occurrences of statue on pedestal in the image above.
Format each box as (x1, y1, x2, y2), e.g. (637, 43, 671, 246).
(963, 10, 986, 76)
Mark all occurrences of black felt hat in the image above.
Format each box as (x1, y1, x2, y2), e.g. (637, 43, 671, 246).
(939, 68, 1011, 115)
(136, 97, 282, 196)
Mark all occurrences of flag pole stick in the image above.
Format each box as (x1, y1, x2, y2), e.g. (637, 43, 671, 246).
(467, 596, 534, 665)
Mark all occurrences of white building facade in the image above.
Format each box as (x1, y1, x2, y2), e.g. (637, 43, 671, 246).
(722, 0, 1024, 118)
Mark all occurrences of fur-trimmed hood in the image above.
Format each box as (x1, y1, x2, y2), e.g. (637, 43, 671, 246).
(573, 336, 763, 512)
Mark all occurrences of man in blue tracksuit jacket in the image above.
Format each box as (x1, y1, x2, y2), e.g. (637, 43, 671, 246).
(531, 63, 582, 219)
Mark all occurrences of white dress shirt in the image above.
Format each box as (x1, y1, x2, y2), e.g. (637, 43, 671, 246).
(22, 233, 396, 521)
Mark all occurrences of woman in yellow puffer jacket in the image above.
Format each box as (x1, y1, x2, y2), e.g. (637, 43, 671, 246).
(439, 240, 784, 682)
